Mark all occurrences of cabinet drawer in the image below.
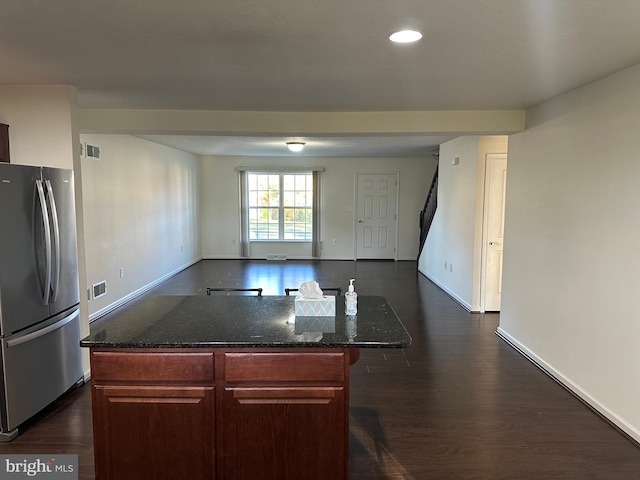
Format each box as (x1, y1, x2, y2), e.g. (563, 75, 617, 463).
(91, 351, 215, 383)
(224, 352, 345, 383)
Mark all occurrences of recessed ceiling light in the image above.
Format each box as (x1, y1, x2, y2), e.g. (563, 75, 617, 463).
(286, 142, 305, 152)
(389, 30, 423, 43)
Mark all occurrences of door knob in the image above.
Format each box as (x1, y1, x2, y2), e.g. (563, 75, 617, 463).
(357, 220, 364, 223)
(489, 241, 502, 246)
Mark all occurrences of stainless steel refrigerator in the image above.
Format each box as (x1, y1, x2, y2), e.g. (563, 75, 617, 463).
(0, 164, 83, 441)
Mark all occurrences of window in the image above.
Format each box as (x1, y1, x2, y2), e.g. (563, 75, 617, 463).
(238, 167, 322, 257)
(248, 173, 313, 241)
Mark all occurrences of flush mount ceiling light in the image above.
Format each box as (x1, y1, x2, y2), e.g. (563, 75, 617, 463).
(286, 142, 306, 152)
(389, 29, 423, 43)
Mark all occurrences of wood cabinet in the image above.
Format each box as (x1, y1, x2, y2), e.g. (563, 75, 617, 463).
(0, 123, 9, 163)
(90, 351, 216, 480)
(219, 351, 348, 480)
(93, 385, 215, 480)
(89, 348, 352, 480)
(219, 387, 345, 480)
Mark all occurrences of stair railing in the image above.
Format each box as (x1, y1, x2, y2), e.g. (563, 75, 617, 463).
(418, 166, 438, 259)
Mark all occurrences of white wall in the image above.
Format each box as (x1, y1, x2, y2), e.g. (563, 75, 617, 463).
(418, 135, 508, 310)
(499, 64, 640, 442)
(0, 85, 77, 168)
(80, 134, 201, 319)
(201, 155, 437, 260)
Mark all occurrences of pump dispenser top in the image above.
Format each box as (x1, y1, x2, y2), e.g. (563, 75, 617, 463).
(345, 278, 357, 315)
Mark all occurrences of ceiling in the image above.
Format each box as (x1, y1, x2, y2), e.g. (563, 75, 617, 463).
(3, 0, 640, 156)
(134, 134, 450, 158)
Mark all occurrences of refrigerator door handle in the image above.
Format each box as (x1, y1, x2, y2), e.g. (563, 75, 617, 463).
(35, 179, 52, 306)
(6, 309, 80, 348)
(45, 179, 61, 302)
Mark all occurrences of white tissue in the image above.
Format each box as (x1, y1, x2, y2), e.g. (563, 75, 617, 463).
(294, 282, 336, 316)
(299, 281, 324, 299)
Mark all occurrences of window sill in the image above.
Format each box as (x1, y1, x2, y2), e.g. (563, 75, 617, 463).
(249, 240, 312, 244)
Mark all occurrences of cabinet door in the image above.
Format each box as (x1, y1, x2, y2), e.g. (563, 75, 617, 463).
(219, 387, 346, 480)
(93, 385, 215, 480)
(0, 124, 8, 163)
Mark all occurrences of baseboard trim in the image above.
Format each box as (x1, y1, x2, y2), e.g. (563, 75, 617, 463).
(88, 258, 202, 322)
(496, 327, 640, 445)
(417, 268, 472, 312)
(202, 256, 357, 261)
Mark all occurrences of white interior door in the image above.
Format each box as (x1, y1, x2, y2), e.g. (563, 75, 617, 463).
(482, 154, 507, 311)
(356, 174, 398, 259)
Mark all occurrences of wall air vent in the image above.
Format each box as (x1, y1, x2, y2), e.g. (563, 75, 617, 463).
(266, 254, 287, 261)
(81, 142, 101, 160)
(92, 281, 107, 299)
(86, 144, 100, 159)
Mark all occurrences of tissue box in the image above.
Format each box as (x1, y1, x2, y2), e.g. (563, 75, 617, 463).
(294, 296, 336, 316)
(294, 316, 336, 334)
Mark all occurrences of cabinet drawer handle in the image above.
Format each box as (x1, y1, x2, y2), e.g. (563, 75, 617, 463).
(232, 387, 339, 403)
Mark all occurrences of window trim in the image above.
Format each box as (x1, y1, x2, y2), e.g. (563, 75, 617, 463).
(238, 167, 323, 257)
(247, 172, 313, 242)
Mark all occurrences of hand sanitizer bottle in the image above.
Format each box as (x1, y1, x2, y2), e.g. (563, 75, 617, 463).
(346, 315, 357, 342)
(345, 279, 358, 315)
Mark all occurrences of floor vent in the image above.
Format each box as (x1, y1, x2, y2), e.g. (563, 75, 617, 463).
(266, 254, 287, 261)
(92, 280, 107, 299)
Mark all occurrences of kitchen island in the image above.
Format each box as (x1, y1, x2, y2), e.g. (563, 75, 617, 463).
(81, 295, 411, 480)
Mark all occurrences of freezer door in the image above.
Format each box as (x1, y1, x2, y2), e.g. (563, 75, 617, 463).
(0, 164, 50, 335)
(0, 308, 83, 432)
(42, 167, 80, 317)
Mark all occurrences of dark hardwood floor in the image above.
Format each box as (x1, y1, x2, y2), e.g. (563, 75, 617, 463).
(2, 259, 639, 479)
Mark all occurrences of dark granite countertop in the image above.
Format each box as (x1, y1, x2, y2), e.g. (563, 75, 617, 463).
(80, 295, 412, 349)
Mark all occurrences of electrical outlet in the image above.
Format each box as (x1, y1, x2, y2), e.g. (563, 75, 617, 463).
(332, 239, 336, 246)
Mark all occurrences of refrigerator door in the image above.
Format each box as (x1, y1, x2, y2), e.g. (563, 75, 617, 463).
(0, 164, 50, 336)
(42, 167, 79, 317)
(0, 308, 83, 433)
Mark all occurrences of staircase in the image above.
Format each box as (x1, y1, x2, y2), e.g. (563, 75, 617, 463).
(418, 166, 438, 259)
